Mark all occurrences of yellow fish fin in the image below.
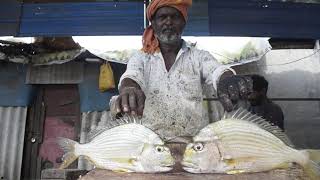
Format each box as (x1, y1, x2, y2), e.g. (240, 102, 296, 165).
(112, 168, 131, 173)
(57, 137, 79, 169)
(299, 149, 320, 180)
(306, 149, 320, 164)
(109, 157, 137, 165)
(226, 169, 246, 174)
(273, 162, 292, 169)
(223, 156, 257, 167)
(303, 160, 320, 180)
(59, 152, 78, 169)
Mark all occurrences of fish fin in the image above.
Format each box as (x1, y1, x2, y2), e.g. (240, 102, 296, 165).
(108, 157, 137, 165)
(226, 169, 246, 174)
(303, 159, 320, 180)
(223, 108, 294, 147)
(223, 157, 257, 166)
(306, 149, 320, 165)
(57, 137, 79, 169)
(88, 114, 140, 141)
(112, 168, 132, 173)
(273, 162, 292, 169)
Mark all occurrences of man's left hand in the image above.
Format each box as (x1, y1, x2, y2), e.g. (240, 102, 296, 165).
(217, 75, 253, 112)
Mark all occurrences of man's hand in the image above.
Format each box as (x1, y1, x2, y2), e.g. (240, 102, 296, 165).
(217, 75, 253, 112)
(115, 78, 146, 117)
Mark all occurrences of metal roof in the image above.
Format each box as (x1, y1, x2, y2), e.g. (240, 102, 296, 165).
(0, 107, 28, 180)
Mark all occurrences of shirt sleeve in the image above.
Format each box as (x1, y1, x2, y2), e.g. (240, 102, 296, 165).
(199, 50, 236, 93)
(118, 51, 145, 91)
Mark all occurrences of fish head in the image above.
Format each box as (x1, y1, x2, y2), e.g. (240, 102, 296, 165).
(138, 143, 175, 172)
(182, 141, 222, 173)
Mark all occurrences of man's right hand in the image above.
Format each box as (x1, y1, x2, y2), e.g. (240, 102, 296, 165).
(115, 78, 146, 117)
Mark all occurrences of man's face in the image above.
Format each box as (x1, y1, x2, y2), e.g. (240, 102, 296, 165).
(248, 90, 265, 106)
(151, 6, 186, 44)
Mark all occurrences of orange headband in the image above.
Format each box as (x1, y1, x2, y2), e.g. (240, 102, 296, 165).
(142, 0, 192, 54)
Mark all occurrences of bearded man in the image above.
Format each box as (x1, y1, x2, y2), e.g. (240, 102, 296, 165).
(112, 0, 254, 139)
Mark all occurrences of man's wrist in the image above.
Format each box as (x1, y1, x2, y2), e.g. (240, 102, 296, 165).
(120, 78, 141, 92)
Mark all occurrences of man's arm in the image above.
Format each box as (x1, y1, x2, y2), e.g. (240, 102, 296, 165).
(116, 78, 145, 117)
(199, 50, 253, 112)
(112, 51, 146, 117)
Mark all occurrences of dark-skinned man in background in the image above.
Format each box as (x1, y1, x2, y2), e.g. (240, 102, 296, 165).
(248, 74, 284, 130)
(110, 0, 255, 140)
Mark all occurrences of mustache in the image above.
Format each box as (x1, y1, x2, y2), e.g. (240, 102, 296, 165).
(161, 27, 176, 33)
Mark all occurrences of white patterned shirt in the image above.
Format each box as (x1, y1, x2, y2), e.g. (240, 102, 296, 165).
(119, 40, 233, 139)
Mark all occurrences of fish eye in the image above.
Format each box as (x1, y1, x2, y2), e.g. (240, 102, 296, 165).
(156, 146, 164, 153)
(193, 143, 204, 151)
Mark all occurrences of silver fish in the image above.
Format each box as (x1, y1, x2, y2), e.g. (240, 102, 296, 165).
(182, 109, 320, 180)
(58, 116, 175, 173)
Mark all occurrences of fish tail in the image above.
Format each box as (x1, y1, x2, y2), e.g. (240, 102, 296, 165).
(57, 137, 79, 169)
(306, 149, 320, 164)
(300, 149, 320, 180)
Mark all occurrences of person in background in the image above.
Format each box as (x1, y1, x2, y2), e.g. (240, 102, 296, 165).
(248, 74, 285, 130)
(111, 0, 255, 140)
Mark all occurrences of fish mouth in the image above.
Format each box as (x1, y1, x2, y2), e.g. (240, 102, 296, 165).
(181, 161, 199, 169)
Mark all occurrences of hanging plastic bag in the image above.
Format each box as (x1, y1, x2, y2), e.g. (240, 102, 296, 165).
(99, 61, 115, 92)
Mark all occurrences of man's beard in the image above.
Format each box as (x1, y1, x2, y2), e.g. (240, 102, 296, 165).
(156, 31, 182, 44)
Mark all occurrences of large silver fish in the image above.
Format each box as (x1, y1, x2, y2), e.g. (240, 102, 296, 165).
(182, 109, 320, 180)
(58, 116, 175, 173)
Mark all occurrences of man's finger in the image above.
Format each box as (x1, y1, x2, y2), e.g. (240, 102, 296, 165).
(121, 93, 130, 113)
(238, 77, 248, 98)
(115, 96, 122, 113)
(129, 91, 137, 115)
(136, 91, 146, 117)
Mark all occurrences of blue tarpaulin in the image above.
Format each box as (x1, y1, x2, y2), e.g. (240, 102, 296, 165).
(19, 2, 144, 36)
(208, 0, 320, 38)
(78, 61, 126, 112)
(0, 63, 36, 106)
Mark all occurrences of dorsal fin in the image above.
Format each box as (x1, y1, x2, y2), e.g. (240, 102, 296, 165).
(87, 115, 142, 142)
(222, 108, 294, 147)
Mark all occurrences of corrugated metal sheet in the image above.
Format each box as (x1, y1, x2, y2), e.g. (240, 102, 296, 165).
(209, 0, 320, 38)
(0, 107, 28, 180)
(26, 61, 84, 84)
(19, 2, 144, 36)
(78, 111, 113, 170)
(0, 0, 21, 36)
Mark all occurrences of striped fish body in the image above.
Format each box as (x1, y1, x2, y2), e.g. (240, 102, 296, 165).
(182, 109, 320, 180)
(58, 120, 175, 173)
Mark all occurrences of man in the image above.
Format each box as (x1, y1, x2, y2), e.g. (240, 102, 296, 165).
(248, 74, 284, 130)
(112, 0, 253, 139)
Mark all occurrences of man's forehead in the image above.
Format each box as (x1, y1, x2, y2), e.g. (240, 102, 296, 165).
(154, 6, 182, 16)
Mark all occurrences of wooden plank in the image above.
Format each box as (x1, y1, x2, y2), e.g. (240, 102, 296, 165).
(78, 143, 307, 180)
(79, 166, 307, 180)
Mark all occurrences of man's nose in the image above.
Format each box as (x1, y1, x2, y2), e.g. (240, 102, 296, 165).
(164, 16, 173, 25)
